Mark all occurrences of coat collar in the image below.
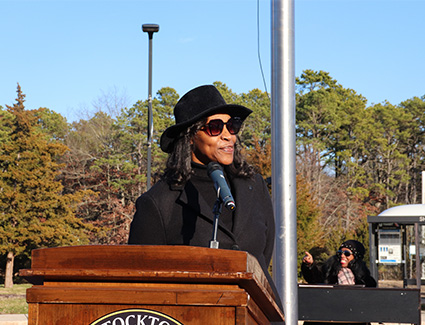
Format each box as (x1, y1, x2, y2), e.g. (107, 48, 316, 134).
(177, 179, 236, 240)
(174, 175, 257, 242)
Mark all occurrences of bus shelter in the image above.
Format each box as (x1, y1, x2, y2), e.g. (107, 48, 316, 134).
(368, 204, 425, 289)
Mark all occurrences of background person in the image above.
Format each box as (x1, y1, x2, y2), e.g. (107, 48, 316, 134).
(301, 239, 376, 287)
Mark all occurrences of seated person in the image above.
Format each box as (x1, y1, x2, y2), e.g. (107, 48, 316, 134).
(302, 240, 376, 287)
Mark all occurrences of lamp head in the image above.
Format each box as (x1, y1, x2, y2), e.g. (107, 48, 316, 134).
(142, 24, 159, 38)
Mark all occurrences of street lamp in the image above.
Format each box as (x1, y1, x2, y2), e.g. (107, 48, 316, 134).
(142, 23, 159, 190)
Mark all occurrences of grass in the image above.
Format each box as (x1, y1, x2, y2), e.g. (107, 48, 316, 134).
(0, 283, 30, 314)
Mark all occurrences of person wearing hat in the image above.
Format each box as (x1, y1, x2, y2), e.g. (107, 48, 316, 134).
(128, 85, 280, 305)
(301, 240, 376, 287)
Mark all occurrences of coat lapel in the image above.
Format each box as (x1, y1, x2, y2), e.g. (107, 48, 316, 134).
(176, 181, 236, 241)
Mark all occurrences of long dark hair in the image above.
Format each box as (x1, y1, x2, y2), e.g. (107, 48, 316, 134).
(162, 118, 255, 186)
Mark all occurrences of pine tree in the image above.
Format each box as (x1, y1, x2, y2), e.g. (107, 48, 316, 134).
(0, 84, 91, 287)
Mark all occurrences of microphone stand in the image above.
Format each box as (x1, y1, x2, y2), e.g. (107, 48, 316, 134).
(209, 188, 222, 249)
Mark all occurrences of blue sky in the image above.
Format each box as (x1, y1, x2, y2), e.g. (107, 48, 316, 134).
(1, 0, 424, 122)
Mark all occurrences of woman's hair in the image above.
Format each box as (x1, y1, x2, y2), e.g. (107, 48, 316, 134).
(162, 118, 255, 186)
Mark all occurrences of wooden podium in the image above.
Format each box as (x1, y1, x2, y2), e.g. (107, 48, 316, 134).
(20, 245, 284, 324)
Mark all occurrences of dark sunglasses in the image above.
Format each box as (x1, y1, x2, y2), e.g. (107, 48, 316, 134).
(200, 117, 243, 136)
(337, 250, 353, 257)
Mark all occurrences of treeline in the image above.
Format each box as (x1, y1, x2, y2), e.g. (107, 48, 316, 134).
(1, 70, 425, 285)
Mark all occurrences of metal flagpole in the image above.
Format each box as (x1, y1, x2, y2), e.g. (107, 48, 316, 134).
(271, 0, 297, 324)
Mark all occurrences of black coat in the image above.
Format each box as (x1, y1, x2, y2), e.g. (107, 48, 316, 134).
(128, 172, 283, 311)
(128, 173, 275, 276)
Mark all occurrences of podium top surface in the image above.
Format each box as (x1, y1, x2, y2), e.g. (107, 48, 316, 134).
(21, 245, 271, 285)
(28, 244, 256, 272)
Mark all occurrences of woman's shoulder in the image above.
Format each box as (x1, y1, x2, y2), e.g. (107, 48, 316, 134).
(231, 173, 271, 200)
(136, 179, 177, 202)
(232, 172, 266, 183)
(251, 173, 270, 189)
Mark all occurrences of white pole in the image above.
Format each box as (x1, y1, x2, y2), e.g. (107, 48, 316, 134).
(271, 0, 297, 324)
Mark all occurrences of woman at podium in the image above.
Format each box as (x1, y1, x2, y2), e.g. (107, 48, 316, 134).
(128, 85, 277, 296)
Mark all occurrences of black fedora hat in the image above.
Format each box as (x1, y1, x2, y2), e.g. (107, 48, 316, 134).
(160, 85, 252, 153)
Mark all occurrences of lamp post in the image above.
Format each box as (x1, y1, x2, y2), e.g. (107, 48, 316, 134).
(142, 23, 159, 190)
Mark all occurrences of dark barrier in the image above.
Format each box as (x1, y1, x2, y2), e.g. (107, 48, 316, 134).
(299, 284, 421, 324)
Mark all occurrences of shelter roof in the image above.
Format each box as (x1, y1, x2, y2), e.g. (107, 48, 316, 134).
(368, 204, 425, 224)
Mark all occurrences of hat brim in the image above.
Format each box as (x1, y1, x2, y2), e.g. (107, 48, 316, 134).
(160, 103, 252, 153)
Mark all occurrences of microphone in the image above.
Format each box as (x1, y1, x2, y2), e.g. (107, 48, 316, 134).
(207, 162, 236, 211)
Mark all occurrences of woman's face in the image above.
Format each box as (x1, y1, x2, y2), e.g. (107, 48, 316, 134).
(191, 113, 237, 166)
(339, 248, 354, 268)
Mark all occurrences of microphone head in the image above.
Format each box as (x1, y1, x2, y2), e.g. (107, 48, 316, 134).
(207, 161, 223, 177)
(207, 162, 236, 211)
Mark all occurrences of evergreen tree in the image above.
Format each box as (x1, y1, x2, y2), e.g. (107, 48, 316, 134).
(0, 84, 91, 287)
(398, 96, 425, 204)
(350, 102, 411, 209)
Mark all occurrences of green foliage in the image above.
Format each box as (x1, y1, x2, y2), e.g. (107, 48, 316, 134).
(239, 88, 271, 148)
(296, 70, 368, 177)
(113, 87, 177, 191)
(348, 102, 411, 207)
(35, 108, 70, 141)
(0, 85, 91, 285)
(0, 108, 14, 146)
(214, 82, 271, 153)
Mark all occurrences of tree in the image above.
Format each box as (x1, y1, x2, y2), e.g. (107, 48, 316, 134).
(113, 87, 176, 196)
(348, 102, 411, 209)
(61, 111, 128, 244)
(246, 136, 272, 178)
(0, 85, 91, 287)
(296, 70, 368, 184)
(59, 87, 177, 244)
(398, 96, 425, 204)
(35, 108, 70, 142)
(238, 88, 271, 149)
(296, 70, 343, 200)
(295, 70, 373, 229)
(296, 174, 325, 273)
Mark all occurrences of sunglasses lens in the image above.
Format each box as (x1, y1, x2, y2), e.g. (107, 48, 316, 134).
(338, 250, 352, 257)
(207, 120, 224, 136)
(202, 117, 243, 136)
(227, 118, 242, 135)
